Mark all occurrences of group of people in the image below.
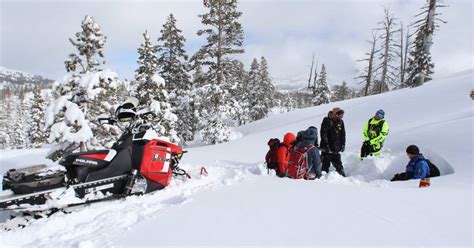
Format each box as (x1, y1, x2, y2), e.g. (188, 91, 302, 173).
(266, 107, 438, 181)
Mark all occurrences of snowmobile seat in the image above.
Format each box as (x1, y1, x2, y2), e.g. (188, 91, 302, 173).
(60, 149, 117, 182)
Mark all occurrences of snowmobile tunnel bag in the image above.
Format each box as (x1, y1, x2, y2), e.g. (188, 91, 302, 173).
(2, 165, 65, 194)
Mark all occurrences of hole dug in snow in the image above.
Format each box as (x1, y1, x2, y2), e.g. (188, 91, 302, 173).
(342, 149, 455, 182)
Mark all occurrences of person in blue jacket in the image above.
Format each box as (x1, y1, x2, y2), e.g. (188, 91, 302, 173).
(295, 126, 322, 179)
(391, 145, 430, 181)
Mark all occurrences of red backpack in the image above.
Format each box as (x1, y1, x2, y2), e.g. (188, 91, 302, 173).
(287, 144, 315, 179)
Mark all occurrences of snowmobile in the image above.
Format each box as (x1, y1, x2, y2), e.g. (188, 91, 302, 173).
(0, 98, 189, 212)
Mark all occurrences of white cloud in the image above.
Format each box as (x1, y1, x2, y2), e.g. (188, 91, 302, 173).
(1, 0, 472, 90)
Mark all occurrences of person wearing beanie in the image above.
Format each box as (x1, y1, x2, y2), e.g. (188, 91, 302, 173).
(391, 145, 431, 181)
(319, 107, 346, 177)
(360, 109, 390, 159)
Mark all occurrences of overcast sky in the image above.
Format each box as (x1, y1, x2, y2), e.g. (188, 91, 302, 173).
(1, 0, 472, 88)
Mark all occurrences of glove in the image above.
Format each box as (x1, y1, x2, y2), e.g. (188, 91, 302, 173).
(340, 145, 345, 153)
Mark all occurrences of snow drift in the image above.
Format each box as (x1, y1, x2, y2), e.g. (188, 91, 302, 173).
(0, 70, 472, 246)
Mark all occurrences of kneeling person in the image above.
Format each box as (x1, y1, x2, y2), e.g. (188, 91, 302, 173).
(391, 145, 430, 181)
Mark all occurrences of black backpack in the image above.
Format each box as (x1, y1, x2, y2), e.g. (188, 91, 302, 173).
(425, 159, 440, 177)
(265, 138, 281, 170)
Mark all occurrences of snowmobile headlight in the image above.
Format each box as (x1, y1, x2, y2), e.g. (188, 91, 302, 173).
(177, 153, 184, 159)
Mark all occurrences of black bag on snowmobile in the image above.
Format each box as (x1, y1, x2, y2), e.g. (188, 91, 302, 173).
(2, 165, 65, 194)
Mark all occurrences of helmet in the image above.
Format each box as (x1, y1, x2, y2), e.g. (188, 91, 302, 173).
(116, 97, 139, 122)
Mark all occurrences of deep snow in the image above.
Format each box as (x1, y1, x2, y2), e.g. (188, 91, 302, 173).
(0, 70, 472, 246)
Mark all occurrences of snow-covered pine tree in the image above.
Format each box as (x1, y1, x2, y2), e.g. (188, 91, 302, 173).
(259, 57, 275, 113)
(405, 0, 447, 87)
(192, 0, 244, 86)
(373, 8, 399, 94)
(223, 59, 250, 126)
(9, 96, 28, 149)
(135, 30, 160, 104)
(29, 86, 48, 148)
(247, 57, 275, 121)
(331, 81, 351, 102)
(65, 15, 106, 74)
(312, 64, 331, 105)
(157, 14, 190, 94)
(248, 58, 264, 121)
(157, 14, 194, 143)
(87, 75, 122, 148)
(283, 93, 296, 112)
(135, 30, 179, 143)
(191, 0, 245, 144)
(46, 15, 120, 160)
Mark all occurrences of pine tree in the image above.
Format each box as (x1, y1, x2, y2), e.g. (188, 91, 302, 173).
(283, 93, 296, 112)
(29, 86, 48, 148)
(191, 0, 245, 144)
(331, 81, 351, 102)
(157, 14, 190, 94)
(65, 15, 107, 74)
(135, 30, 179, 143)
(46, 15, 118, 160)
(157, 14, 194, 142)
(87, 75, 122, 148)
(192, 0, 244, 86)
(224, 59, 250, 126)
(248, 57, 275, 121)
(406, 0, 447, 87)
(248, 58, 265, 120)
(135, 30, 160, 104)
(312, 64, 331, 105)
(7, 95, 29, 149)
(259, 57, 275, 112)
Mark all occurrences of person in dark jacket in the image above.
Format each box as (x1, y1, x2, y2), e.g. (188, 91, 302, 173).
(319, 107, 346, 176)
(296, 126, 322, 179)
(391, 145, 430, 181)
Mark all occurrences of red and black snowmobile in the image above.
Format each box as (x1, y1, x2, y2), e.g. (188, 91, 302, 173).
(0, 98, 189, 212)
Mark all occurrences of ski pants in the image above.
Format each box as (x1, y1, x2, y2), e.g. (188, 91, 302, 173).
(360, 141, 383, 158)
(321, 152, 344, 175)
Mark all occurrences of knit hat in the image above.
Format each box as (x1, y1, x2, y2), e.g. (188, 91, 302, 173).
(332, 107, 344, 115)
(375, 109, 385, 118)
(406, 145, 420, 155)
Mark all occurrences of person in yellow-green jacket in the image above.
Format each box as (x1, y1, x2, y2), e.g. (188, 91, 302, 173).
(360, 109, 389, 159)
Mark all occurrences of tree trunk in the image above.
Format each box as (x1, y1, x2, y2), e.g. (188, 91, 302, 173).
(216, 0, 223, 86)
(417, 0, 436, 85)
(365, 34, 376, 96)
(308, 53, 314, 89)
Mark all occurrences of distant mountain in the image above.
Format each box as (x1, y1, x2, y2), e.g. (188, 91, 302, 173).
(0, 66, 54, 90)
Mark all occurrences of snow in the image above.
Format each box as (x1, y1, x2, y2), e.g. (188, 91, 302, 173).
(77, 70, 118, 100)
(0, 66, 35, 80)
(0, 70, 473, 246)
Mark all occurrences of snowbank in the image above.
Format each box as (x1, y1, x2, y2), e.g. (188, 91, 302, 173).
(0, 70, 472, 246)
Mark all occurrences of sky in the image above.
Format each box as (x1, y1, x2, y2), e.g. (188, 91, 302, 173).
(1, 0, 472, 89)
